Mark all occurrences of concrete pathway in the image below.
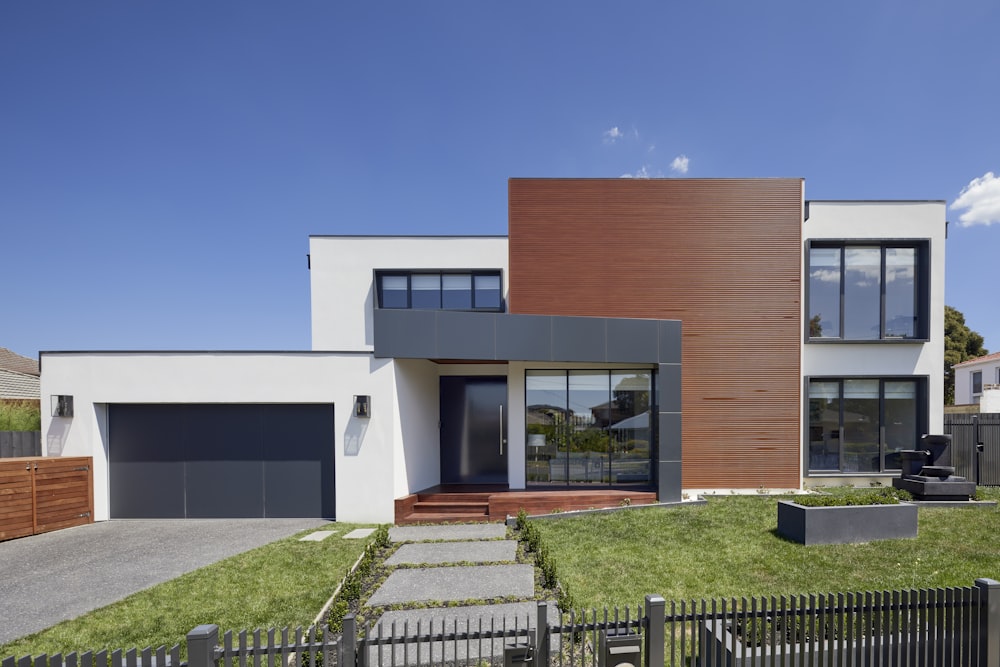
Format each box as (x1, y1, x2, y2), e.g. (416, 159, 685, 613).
(362, 524, 557, 665)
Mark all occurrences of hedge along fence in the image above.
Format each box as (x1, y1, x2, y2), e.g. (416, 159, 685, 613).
(0, 400, 41, 432)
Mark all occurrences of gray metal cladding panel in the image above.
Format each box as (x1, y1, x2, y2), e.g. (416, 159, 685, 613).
(495, 314, 552, 360)
(657, 363, 682, 413)
(373, 309, 438, 358)
(657, 320, 682, 364)
(657, 460, 682, 503)
(607, 319, 659, 363)
(551, 316, 608, 362)
(261, 404, 335, 518)
(658, 411, 682, 461)
(436, 311, 497, 360)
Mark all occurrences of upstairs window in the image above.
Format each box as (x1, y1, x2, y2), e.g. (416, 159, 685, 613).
(375, 270, 504, 311)
(807, 241, 929, 341)
(973, 371, 983, 395)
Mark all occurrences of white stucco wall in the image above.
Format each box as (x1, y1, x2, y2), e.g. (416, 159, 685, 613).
(308, 236, 509, 352)
(802, 201, 947, 446)
(40, 351, 400, 523)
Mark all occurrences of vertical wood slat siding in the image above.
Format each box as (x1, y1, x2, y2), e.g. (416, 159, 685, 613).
(508, 178, 802, 488)
(0, 457, 93, 541)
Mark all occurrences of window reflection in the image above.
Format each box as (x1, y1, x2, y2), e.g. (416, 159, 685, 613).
(526, 370, 652, 486)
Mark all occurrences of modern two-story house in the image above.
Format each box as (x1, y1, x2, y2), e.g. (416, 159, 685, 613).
(39, 178, 946, 523)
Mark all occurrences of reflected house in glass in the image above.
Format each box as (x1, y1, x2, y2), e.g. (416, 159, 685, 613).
(38, 179, 946, 524)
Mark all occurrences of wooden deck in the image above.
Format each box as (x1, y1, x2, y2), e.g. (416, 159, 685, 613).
(394, 485, 658, 525)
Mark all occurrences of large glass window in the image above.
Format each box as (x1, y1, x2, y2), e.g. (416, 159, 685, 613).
(376, 271, 504, 311)
(526, 370, 653, 487)
(375, 271, 503, 311)
(807, 377, 924, 474)
(807, 242, 927, 340)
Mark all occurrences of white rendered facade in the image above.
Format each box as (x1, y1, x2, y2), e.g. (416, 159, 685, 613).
(802, 201, 946, 483)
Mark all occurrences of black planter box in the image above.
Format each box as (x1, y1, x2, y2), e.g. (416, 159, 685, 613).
(776, 500, 917, 545)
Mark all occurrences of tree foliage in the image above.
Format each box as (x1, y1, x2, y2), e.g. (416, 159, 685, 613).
(945, 305, 988, 404)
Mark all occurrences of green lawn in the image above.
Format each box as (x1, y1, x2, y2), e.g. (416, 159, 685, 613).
(535, 489, 1000, 609)
(0, 523, 376, 660)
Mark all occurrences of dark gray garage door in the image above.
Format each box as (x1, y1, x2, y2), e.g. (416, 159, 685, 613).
(109, 404, 335, 519)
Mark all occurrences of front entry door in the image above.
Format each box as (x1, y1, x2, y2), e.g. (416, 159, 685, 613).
(440, 376, 508, 484)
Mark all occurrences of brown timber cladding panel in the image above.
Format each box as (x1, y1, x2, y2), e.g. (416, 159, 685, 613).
(0, 457, 93, 542)
(508, 179, 802, 488)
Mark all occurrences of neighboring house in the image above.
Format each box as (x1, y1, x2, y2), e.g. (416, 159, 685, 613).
(39, 178, 946, 523)
(954, 351, 1000, 410)
(0, 347, 40, 401)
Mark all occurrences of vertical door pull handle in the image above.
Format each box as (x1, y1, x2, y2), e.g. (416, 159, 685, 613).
(499, 404, 504, 456)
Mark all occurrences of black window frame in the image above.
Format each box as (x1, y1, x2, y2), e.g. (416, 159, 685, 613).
(805, 375, 929, 475)
(374, 270, 505, 312)
(805, 240, 930, 342)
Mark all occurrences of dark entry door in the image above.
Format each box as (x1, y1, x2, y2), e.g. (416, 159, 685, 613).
(440, 377, 508, 484)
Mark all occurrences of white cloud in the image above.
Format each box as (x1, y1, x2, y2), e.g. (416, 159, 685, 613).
(620, 165, 657, 179)
(603, 127, 624, 144)
(670, 155, 689, 174)
(951, 172, 1000, 226)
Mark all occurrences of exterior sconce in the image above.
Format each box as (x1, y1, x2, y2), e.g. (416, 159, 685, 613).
(354, 395, 371, 418)
(51, 395, 74, 418)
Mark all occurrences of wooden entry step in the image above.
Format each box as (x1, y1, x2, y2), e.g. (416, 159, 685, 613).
(394, 487, 658, 525)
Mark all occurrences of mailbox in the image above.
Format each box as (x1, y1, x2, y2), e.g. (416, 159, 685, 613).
(599, 630, 641, 667)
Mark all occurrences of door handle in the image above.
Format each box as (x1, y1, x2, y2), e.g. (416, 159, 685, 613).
(499, 404, 504, 456)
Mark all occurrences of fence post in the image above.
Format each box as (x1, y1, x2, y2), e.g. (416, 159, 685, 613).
(976, 578, 1000, 667)
(186, 625, 218, 667)
(536, 601, 550, 667)
(644, 595, 665, 667)
(340, 614, 357, 667)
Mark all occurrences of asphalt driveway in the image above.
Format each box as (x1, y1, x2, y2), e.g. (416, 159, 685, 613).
(0, 518, 329, 646)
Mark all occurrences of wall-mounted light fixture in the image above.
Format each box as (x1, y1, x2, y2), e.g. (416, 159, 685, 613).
(51, 395, 74, 418)
(354, 395, 371, 418)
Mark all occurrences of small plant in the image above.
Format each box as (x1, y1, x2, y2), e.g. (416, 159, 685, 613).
(619, 497, 632, 506)
(756, 485, 770, 495)
(549, 507, 564, 514)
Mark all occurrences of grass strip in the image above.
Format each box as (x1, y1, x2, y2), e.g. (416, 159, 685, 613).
(534, 488, 1000, 608)
(0, 523, 376, 660)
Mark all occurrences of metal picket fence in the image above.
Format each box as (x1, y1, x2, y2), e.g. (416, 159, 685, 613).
(6, 579, 1000, 667)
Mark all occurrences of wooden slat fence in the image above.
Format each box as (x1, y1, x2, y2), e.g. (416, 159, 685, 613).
(0, 431, 41, 458)
(6, 579, 1000, 667)
(0, 457, 93, 542)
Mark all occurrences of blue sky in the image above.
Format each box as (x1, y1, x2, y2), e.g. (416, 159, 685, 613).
(3, 1, 1000, 359)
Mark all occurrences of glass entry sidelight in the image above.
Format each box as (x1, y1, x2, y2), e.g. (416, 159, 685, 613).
(526, 370, 653, 486)
(440, 376, 508, 485)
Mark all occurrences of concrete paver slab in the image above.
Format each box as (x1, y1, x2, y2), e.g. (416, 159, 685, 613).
(366, 564, 534, 606)
(384, 540, 517, 565)
(0, 518, 329, 645)
(344, 528, 376, 539)
(389, 524, 506, 542)
(299, 530, 337, 542)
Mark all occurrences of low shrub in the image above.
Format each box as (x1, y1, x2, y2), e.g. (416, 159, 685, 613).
(792, 487, 911, 507)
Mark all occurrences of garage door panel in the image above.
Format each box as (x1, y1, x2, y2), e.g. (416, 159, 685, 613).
(262, 404, 335, 518)
(186, 460, 265, 518)
(110, 403, 335, 519)
(109, 461, 185, 518)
